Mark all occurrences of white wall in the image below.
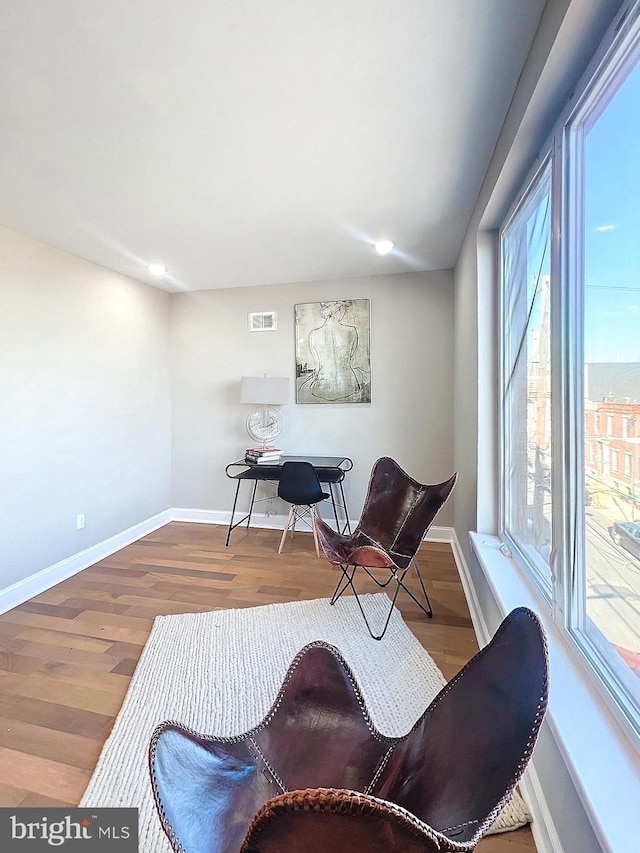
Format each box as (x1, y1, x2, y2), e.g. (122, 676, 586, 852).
(170, 271, 455, 524)
(0, 226, 172, 588)
(0, 233, 453, 595)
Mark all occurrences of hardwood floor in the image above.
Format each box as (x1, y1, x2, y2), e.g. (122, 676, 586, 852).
(0, 521, 536, 851)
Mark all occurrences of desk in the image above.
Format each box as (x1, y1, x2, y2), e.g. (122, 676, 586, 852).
(224, 455, 353, 546)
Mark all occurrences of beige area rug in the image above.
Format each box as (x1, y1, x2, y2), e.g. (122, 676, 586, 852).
(80, 594, 531, 851)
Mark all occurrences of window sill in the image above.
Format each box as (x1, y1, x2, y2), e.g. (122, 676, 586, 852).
(470, 532, 640, 853)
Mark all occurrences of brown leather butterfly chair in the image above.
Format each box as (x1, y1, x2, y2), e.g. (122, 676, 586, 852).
(314, 457, 457, 639)
(149, 607, 548, 853)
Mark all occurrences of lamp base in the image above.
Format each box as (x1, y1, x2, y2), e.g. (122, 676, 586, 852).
(246, 406, 284, 447)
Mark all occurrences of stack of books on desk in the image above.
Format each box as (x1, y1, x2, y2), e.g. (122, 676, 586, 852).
(244, 447, 283, 464)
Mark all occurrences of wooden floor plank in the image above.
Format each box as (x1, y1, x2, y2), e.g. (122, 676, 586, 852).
(0, 717, 103, 770)
(1, 695, 114, 740)
(0, 746, 92, 801)
(9, 627, 114, 654)
(0, 671, 127, 716)
(0, 522, 537, 852)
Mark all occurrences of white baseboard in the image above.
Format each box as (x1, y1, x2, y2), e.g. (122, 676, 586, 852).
(0, 510, 172, 615)
(171, 507, 359, 532)
(423, 525, 453, 542)
(448, 527, 491, 645)
(520, 762, 564, 853)
(171, 508, 231, 526)
(171, 510, 457, 544)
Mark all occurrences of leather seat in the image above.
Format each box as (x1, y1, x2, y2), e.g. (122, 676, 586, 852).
(149, 607, 548, 853)
(314, 457, 457, 639)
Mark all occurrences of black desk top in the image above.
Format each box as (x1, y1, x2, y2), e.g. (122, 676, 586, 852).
(226, 455, 352, 478)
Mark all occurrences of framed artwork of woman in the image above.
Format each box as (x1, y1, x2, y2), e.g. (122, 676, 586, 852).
(295, 299, 371, 404)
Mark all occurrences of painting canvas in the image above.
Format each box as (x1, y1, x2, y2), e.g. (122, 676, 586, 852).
(295, 299, 371, 404)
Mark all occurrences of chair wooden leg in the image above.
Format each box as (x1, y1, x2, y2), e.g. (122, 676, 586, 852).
(281, 504, 323, 555)
(311, 507, 320, 557)
(279, 507, 294, 554)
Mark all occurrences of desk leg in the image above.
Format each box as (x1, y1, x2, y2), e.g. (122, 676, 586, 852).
(246, 481, 259, 530)
(329, 483, 340, 531)
(225, 480, 242, 546)
(338, 480, 351, 534)
(326, 480, 351, 534)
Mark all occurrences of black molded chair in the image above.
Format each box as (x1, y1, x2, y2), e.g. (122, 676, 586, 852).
(314, 457, 457, 639)
(149, 607, 548, 853)
(277, 461, 330, 556)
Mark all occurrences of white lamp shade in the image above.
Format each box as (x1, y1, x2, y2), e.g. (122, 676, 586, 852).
(240, 375, 289, 405)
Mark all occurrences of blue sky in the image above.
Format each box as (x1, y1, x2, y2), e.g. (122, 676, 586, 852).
(585, 58, 640, 363)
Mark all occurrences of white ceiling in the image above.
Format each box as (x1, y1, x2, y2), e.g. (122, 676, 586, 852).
(0, 1, 546, 293)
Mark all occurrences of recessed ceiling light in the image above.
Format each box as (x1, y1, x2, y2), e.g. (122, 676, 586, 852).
(374, 240, 394, 255)
(148, 263, 167, 276)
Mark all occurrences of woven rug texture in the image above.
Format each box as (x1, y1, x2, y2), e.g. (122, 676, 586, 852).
(80, 594, 531, 851)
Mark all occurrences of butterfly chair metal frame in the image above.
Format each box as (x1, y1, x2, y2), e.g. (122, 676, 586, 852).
(277, 461, 330, 557)
(315, 457, 457, 639)
(149, 607, 548, 853)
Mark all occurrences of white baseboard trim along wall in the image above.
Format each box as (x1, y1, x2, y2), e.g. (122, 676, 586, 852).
(0, 510, 172, 616)
(172, 506, 453, 544)
(448, 531, 490, 645)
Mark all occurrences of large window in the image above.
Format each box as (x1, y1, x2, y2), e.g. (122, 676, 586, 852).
(501, 163, 553, 592)
(500, 3, 640, 734)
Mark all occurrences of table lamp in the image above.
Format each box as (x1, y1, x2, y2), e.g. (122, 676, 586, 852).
(240, 375, 289, 447)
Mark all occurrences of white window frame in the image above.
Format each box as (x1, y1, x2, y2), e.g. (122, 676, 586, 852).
(498, 0, 640, 742)
(562, 2, 640, 736)
(498, 157, 554, 601)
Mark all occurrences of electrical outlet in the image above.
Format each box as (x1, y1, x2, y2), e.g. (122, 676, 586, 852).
(76, 513, 85, 530)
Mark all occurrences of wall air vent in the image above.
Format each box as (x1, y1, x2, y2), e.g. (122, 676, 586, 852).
(248, 311, 277, 332)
